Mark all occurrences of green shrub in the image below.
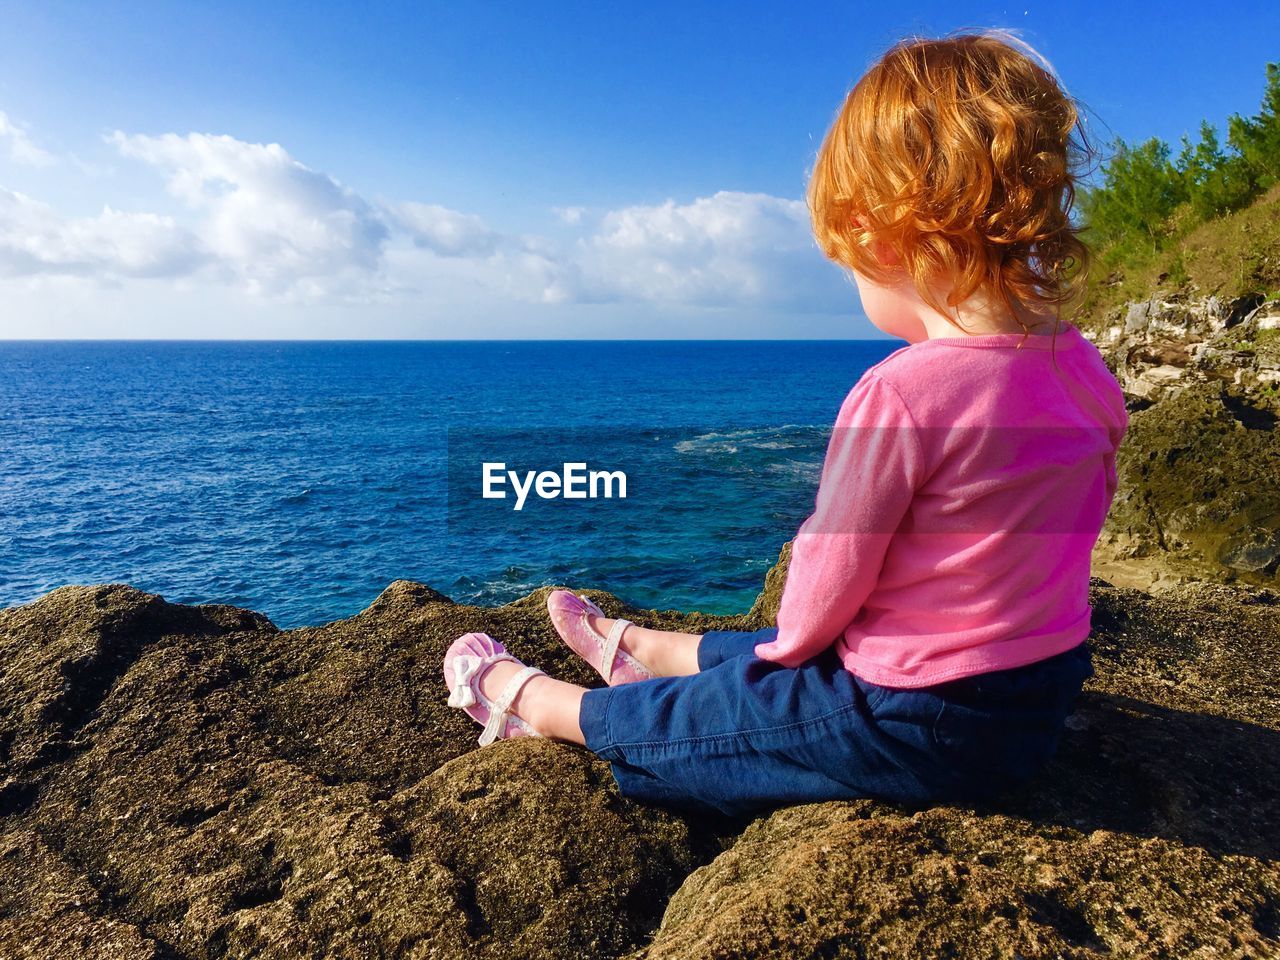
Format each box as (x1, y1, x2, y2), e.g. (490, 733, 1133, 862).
(1082, 63, 1280, 281)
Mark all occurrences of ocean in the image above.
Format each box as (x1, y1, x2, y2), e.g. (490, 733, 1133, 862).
(0, 340, 897, 627)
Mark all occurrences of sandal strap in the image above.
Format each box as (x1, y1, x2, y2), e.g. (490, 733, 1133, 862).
(599, 619, 632, 684)
(448, 651, 520, 710)
(478, 665, 545, 747)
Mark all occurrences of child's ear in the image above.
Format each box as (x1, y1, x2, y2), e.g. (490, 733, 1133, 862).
(853, 215, 900, 269)
(868, 235, 900, 269)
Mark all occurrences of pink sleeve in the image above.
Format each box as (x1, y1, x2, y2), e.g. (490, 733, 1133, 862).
(1104, 387, 1129, 503)
(754, 373, 926, 667)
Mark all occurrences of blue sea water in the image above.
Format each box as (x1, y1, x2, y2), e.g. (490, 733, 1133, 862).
(0, 340, 896, 628)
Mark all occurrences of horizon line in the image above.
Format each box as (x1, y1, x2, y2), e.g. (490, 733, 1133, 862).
(0, 336, 900, 344)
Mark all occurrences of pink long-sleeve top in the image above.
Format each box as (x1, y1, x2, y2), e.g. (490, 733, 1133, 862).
(754, 322, 1128, 688)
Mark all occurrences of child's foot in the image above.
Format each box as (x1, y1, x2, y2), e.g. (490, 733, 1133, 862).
(444, 632, 549, 745)
(546, 590, 657, 685)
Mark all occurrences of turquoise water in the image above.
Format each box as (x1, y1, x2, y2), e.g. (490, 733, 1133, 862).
(0, 340, 895, 627)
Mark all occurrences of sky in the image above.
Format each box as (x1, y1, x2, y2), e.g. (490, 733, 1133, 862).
(1, 1, 1277, 340)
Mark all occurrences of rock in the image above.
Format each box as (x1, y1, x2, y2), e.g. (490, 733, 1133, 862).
(1124, 300, 1152, 334)
(3, 568, 1280, 958)
(1124, 362, 1186, 399)
(640, 578, 1280, 959)
(1222, 530, 1280, 572)
(745, 540, 791, 627)
(1100, 294, 1280, 407)
(1127, 342, 1193, 367)
(0, 828, 173, 959)
(0, 584, 276, 784)
(0, 583, 739, 960)
(1227, 292, 1267, 328)
(396, 741, 705, 959)
(1118, 297, 1231, 342)
(1097, 381, 1280, 588)
(1087, 292, 1280, 590)
(642, 802, 1276, 959)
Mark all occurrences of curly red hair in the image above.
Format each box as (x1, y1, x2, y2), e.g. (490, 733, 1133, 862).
(809, 30, 1092, 330)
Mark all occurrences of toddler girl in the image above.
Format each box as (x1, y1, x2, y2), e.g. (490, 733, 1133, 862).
(442, 31, 1128, 817)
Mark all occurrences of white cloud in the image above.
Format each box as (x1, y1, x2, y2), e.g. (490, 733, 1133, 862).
(0, 111, 55, 167)
(107, 131, 389, 296)
(388, 201, 499, 257)
(0, 188, 204, 279)
(553, 205, 585, 224)
(0, 123, 852, 326)
(570, 191, 843, 309)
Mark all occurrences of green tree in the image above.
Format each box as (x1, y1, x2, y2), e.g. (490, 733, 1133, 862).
(1227, 62, 1280, 191)
(1176, 121, 1254, 219)
(1083, 61, 1280, 268)
(1081, 137, 1185, 253)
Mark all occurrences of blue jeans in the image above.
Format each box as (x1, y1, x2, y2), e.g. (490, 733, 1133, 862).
(577, 628, 1093, 817)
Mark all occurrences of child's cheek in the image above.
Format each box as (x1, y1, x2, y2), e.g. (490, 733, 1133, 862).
(853, 271, 926, 342)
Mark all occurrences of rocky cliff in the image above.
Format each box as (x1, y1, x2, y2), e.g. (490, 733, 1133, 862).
(1086, 291, 1280, 591)
(2, 559, 1278, 959)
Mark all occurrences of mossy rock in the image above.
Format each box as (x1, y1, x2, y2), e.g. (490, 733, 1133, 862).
(3, 568, 1280, 958)
(1106, 381, 1280, 585)
(641, 799, 1279, 959)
